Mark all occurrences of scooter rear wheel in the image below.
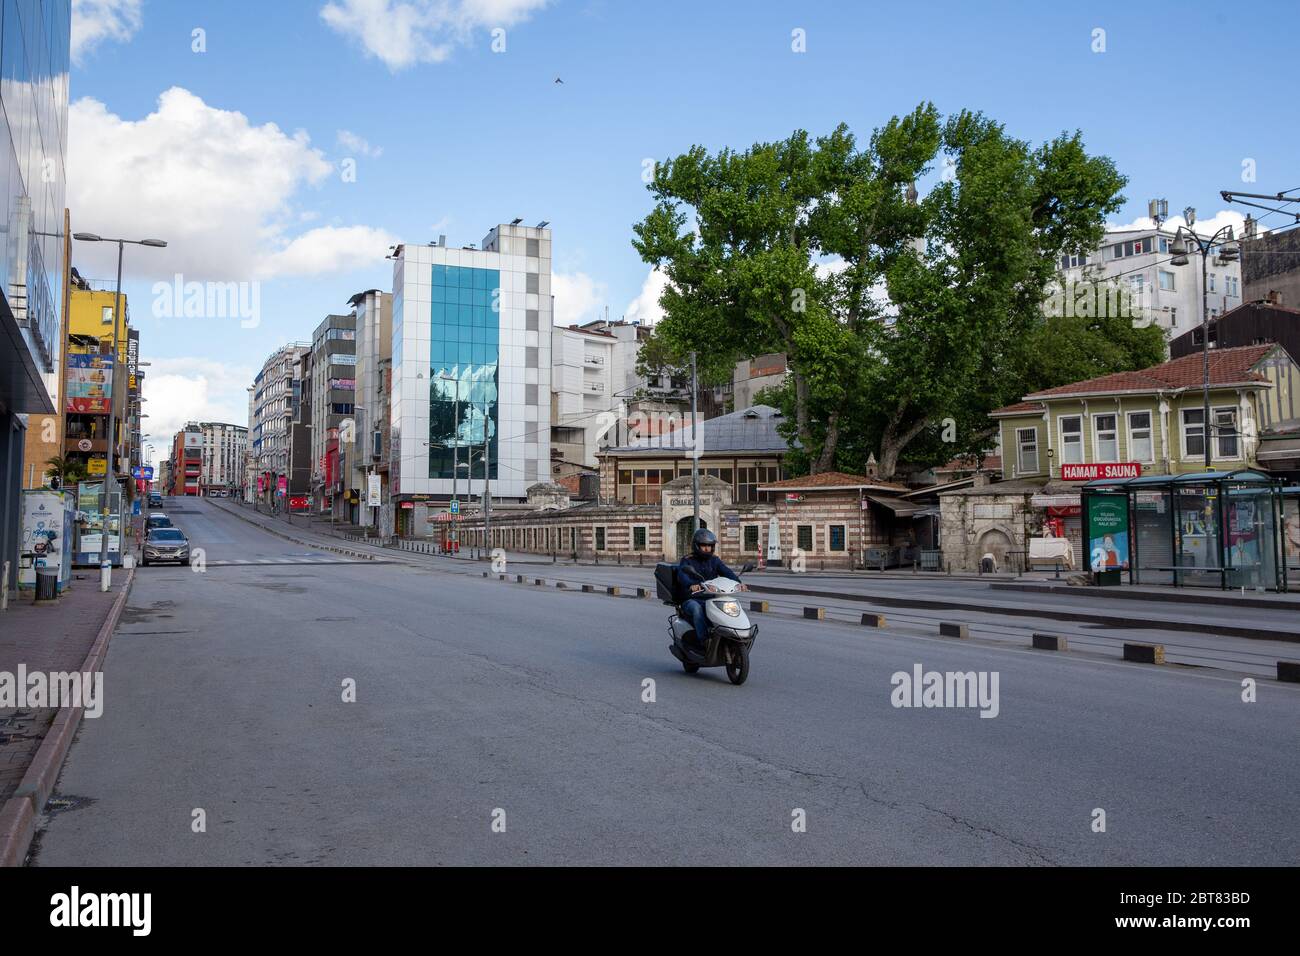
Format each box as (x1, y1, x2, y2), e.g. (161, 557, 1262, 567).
(725, 644, 749, 685)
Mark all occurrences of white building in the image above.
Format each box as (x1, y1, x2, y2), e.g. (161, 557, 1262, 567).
(250, 343, 308, 502)
(389, 223, 553, 532)
(197, 421, 247, 493)
(1057, 226, 1243, 340)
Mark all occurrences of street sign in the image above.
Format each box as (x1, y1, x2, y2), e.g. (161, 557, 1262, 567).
(450, 499, 459, 515)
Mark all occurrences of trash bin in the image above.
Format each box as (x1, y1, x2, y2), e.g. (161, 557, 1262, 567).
(35, 566, 58, 602)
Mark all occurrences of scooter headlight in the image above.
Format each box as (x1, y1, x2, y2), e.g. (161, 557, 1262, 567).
(718, 600, 741, 618)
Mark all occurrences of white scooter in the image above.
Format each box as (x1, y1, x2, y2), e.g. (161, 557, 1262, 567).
(654, 562, 758, 685)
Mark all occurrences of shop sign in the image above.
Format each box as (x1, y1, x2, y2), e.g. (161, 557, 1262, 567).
(1062, 462, 1140, 481)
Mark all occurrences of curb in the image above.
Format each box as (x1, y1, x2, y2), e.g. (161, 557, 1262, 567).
(0, 567, 135, 867)
(746, 583, 1300, 644)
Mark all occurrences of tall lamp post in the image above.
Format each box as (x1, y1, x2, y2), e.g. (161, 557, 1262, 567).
(1168, 213, 1240, 469)
(72, 233, 167, 590)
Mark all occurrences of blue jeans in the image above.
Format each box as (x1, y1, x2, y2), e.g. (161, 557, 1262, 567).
(681, 598, 710, 645)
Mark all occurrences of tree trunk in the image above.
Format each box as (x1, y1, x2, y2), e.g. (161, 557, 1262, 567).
(812, 411, 840, 474)
(878, 404, 930, 480)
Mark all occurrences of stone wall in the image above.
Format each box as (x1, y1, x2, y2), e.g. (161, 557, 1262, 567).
(939, 490, 1038, 571)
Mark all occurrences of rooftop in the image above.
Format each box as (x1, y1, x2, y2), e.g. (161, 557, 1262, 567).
(758, 471, 909, 494)
(1022, 344, 1276, 401)
(601, 404, 790, 456)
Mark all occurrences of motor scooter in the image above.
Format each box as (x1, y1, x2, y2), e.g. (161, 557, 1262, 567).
(654, 562, 758, 685)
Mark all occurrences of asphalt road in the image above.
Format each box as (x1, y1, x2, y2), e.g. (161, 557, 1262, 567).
(31, 498, 1300, 865)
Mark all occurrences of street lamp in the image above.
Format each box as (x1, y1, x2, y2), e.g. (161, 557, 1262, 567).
(72, 232, 168, 590)
(1166, 222, 1239, 469)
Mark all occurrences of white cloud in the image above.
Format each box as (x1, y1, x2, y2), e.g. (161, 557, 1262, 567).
(72, 0, 143, 64)
(337, 129, 383, 158)
(623, 268, 669, 325)
(141, 358, 256, 446)
(552, 271, 607, 326)
(320, 0, 549, 70)
(69, 87, 393, 281)
(257, 225, 398, 279)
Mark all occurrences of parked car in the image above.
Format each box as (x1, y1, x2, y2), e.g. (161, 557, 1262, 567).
(146, 513, 173, 531)
(142, 527, 190, 566)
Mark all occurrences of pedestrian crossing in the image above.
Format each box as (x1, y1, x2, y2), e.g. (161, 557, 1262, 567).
(201, 555, 383, 567)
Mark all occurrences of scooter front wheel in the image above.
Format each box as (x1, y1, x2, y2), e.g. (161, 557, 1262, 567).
(725, 643, 749, 685)
(682, 660, 700, 674)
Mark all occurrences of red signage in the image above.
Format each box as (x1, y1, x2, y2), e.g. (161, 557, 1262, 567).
(1061, 462, 1140, 481)
(288, 495, 310, 511)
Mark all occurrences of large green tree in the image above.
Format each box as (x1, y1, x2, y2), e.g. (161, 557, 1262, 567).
(633, 107, 1128, 477)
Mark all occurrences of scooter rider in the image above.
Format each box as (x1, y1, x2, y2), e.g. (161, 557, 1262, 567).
(676, 528, 748, 653)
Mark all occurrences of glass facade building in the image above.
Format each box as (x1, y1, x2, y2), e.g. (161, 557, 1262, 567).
(0, 0, 69, 412)
(389, 224, 553, 515)
(429, 264, 499, 481)
(1, 0, 69, 599)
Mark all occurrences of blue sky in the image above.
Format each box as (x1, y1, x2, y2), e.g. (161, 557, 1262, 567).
(66, 0, 1300, 446)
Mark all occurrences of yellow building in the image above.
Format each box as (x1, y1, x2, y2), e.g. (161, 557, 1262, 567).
(64, 286, 132, 480)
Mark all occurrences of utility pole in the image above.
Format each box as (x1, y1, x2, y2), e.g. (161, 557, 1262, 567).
(690, 351, 700, 534)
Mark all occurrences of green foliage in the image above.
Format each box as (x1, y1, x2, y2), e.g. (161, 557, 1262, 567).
(45, 455, 88, 487)
(633, 108, 1129, 477)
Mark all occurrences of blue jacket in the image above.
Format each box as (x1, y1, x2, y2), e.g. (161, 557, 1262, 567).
(675, 553, 740, 602)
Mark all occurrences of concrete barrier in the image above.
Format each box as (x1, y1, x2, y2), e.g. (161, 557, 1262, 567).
(1277, 660, 1300, 683)
(581, 584, 594, 593)
(498, 574, 507, 581)
(803, 607, 824, 621)
(534, 578, 545, 586)
(860, 612, 886, 627)
(556, 582, 567, 589)
(516, 574, 525, 583)
(1032, 633, 1068, 651)
(939, 622, 969, 638)
(750, 600, 769, 613)
(1123, 642, 1165, 664)
(636, 587, 650, 599)
(606, 586, 621, 596)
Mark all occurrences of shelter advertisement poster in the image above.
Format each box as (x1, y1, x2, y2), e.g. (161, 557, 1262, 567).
(1087, 495, 1130, 572)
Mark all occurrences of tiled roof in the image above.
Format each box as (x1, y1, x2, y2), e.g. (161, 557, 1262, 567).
(602, 404, 790, 455)
(758, 471, 910, 493)
(1023, 344, 1276, 400)
(990, 401, 1044, 416)
(937, 454, 1002, 472)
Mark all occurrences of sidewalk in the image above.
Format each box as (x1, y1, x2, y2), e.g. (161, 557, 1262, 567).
(0, 568, 133, 865)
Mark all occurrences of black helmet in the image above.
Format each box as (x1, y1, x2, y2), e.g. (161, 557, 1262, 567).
(691, 528, 717, 556)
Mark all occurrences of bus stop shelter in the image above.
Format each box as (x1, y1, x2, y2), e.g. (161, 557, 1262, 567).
(1081, 469, 1289, 592)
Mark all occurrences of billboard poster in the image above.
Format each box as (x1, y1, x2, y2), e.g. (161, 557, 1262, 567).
(1284, 497, 1299, 567)
(66, 354, 113, 414)
(367, 474, 381, 507)
(1087, 495, 1130, 572)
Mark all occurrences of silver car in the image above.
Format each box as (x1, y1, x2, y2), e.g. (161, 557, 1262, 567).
(142, 527, 190, 566)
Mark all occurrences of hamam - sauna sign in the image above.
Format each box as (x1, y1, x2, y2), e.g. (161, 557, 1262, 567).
(1061, 462, 1141, 481)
